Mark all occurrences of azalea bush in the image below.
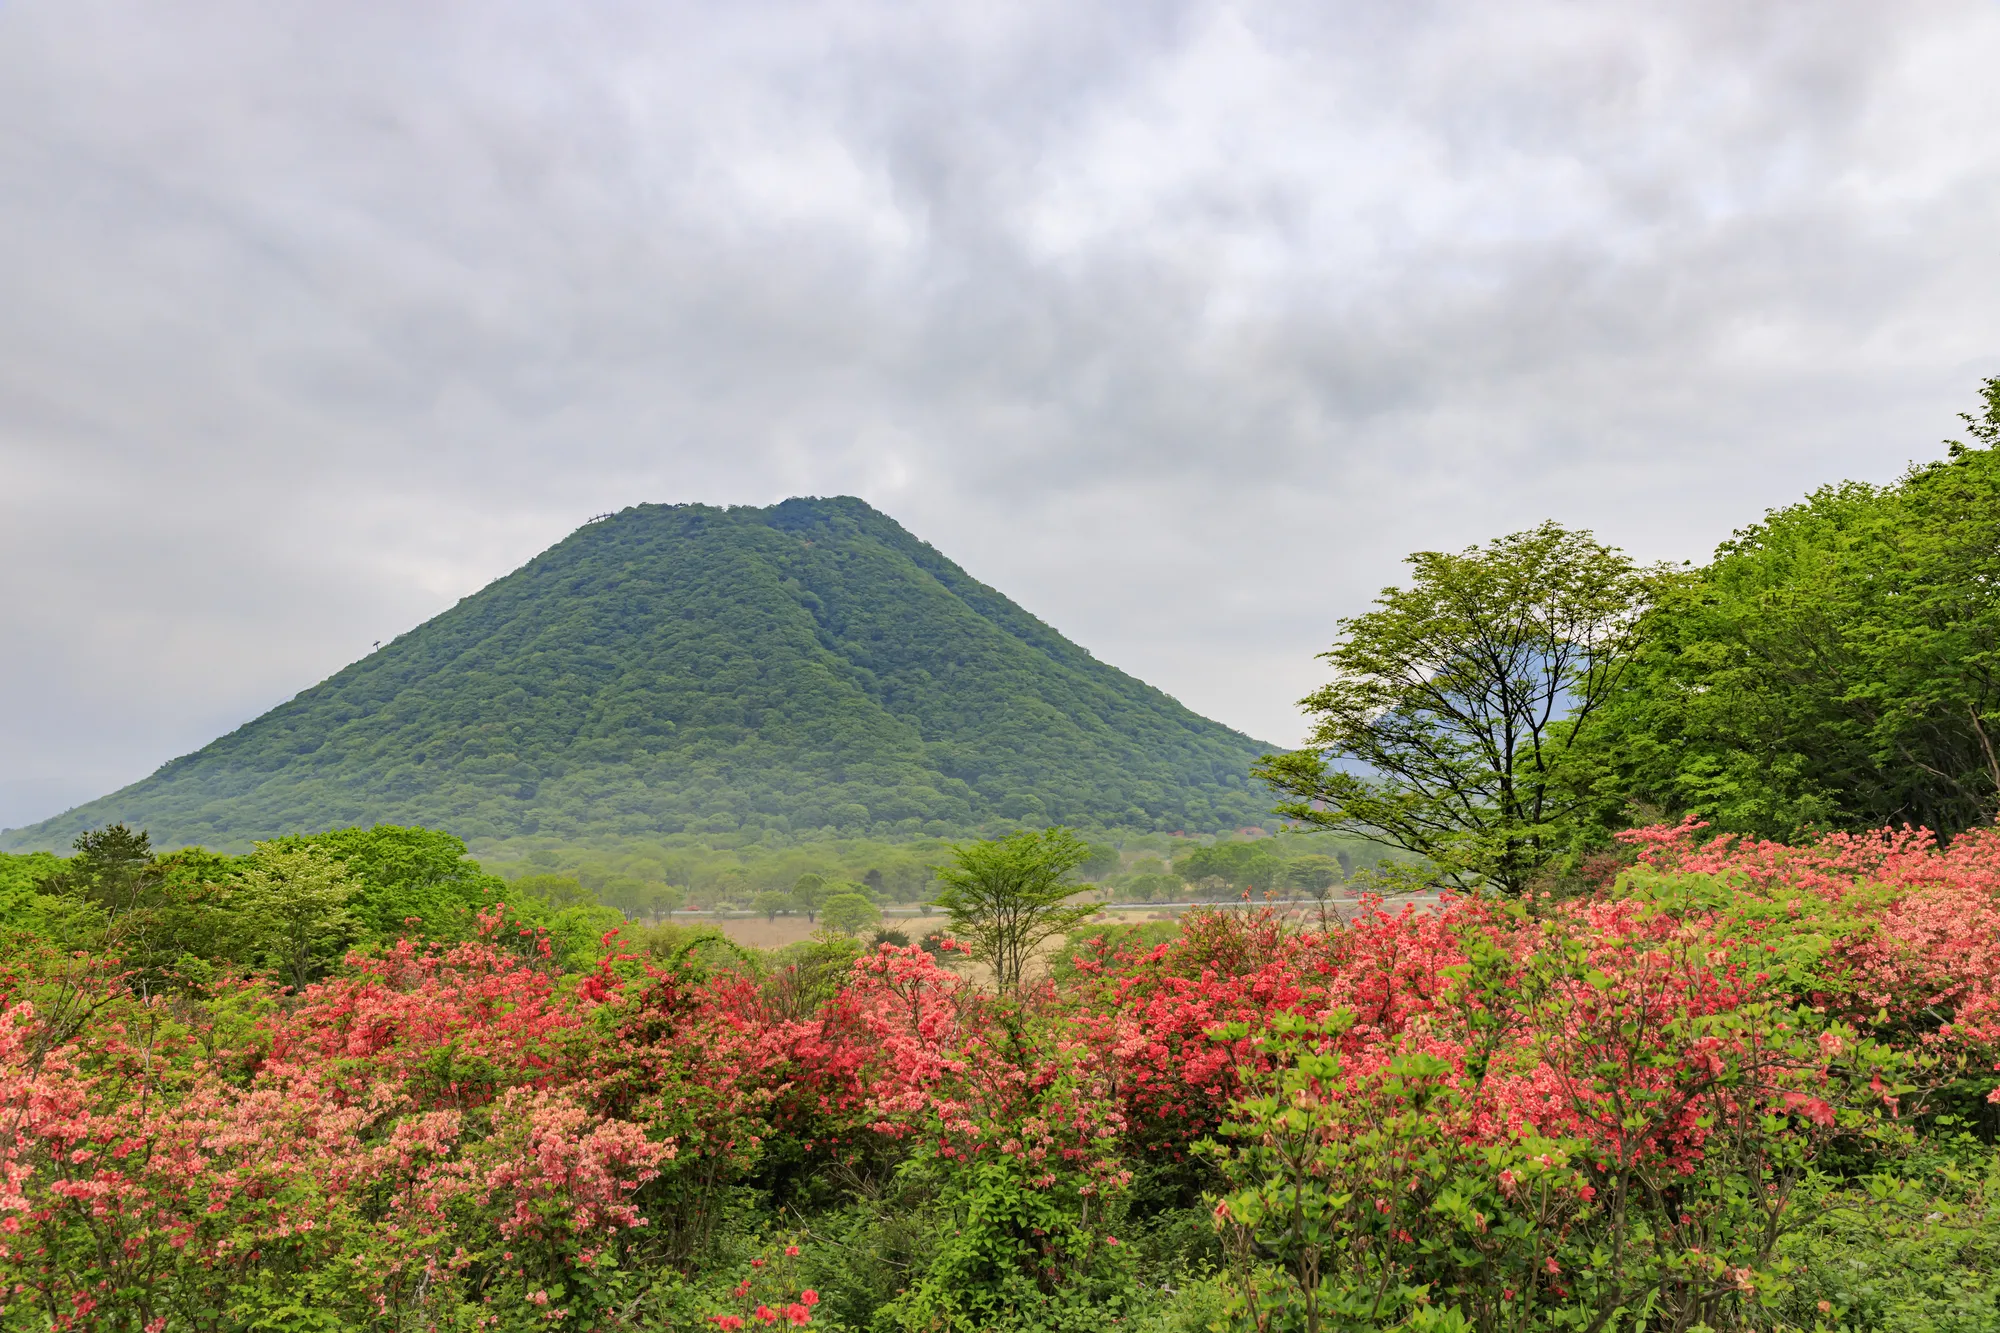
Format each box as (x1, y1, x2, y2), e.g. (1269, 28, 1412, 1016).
(1, 821, 1997, 1331)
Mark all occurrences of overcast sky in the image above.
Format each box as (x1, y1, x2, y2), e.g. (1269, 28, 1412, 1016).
(3, 0, 1998, 830)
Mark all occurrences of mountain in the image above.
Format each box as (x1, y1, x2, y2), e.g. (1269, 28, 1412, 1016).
(6, 498, 1281, 851)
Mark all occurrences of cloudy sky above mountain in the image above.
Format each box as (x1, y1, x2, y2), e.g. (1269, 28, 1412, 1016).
(3, 0, 1999, 828)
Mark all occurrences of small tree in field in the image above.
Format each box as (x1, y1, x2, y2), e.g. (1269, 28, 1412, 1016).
(819, 892, 881, 937)
(931, 828, 1098, 996)
(791, 872, 829, 922)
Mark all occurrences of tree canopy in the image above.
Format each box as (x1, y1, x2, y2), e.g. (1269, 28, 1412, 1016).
(1594, 378, 2000, 840)
(1257, 522, 1649, 893)
(930, 827, 1099, 995)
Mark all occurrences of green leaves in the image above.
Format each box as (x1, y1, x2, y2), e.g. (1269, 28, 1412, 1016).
(931, 827, 1100, 995)
(1258, 521, 1652, 895)
(234, 842, 360, 993)
(1599, 377, 2000, 839)
(818, 890, 882, 937)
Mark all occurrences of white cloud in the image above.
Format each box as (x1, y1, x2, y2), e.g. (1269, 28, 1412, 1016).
(1, 0, 1997, 827)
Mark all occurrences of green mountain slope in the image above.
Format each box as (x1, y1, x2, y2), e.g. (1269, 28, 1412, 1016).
(6, 497, 1279, 850)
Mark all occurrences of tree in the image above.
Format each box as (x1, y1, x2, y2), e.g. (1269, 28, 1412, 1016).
(596, 875, 682, 920)
(1280, 854, 1343, 897)
(930, 828, 1098, 996)
(1118, 872, 1181, 903)
(1594, 380, 2000, 840)
(791, 873, 829, 922)
(1256, 522, 1649, 894)
(45, 824, 155, 917)
(1078, 842, 1122, 881)
(818, 892, 881, 937)
(754, 890, 793, 921)
(38, 827, 241, 989)
(1174, 842, 1280, 893)
(236, 843, 359, 993)
(515, 874, 595, 909)
(279, 825, 505, 943)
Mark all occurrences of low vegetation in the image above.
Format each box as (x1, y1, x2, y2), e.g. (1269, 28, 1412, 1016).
(3, 820, 1999, 1330)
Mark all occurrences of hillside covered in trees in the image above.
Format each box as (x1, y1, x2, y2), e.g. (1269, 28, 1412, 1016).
(3, 497, 1278, 852)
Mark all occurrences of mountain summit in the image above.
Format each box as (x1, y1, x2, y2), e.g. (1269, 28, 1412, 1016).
(8, 498, 1278, 850)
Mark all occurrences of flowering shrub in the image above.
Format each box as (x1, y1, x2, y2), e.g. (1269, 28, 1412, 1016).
(702, 1238, 820, 1328)
(0, 822, 1994, 1330)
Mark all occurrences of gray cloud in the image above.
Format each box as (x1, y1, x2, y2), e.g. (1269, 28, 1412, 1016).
(3, 0, 1998, 828)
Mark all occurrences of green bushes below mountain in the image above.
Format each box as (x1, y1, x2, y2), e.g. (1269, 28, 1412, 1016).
(0, 824, 627, 987)
(0, 822, 1392, 987)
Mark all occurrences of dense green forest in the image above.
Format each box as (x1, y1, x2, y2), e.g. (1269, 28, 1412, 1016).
(2, 497, 1277, 853)
(1595, 378, 2000, 839)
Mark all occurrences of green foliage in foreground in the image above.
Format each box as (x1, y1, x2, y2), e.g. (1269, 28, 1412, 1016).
(4, 822, 2000, 1331)
(4, 496, 1277, 853)
(1777, 1124, 2000, 1332)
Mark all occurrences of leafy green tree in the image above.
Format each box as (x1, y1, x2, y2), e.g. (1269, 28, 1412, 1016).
(1174, 842, 1280, 892)
(513, 874, 595, 909)
(818, 892, 881, 937)
(37, 827, 243, 988)
(283, 825, 508, 942)
(754, 890, 793, 921)
(236, 843, 359, 993)
(642, 882, 686, 918)
(1117, 872, 1182, 903)
(1078, 842, 1122, 881)
(0, 850, 61, 935)
(591, 873, 681, 919)
(1256, 522, 1649, 894)
(1280, 854, 1343, 896)
(1598, 379, 2000, 838)
(791, 872, 829, 922)
(930, 828, 1098, 995)
(42, 825, 157, 922)
(538, 901, 631, 972)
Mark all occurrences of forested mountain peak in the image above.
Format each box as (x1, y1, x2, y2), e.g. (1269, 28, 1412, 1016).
(4, 497, 1278, 851)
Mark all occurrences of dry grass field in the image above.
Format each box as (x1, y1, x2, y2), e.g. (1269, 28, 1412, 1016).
(683, 896, 1432, 953)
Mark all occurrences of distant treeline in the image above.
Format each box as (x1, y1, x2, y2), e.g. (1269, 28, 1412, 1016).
(0, 821, 1396, 995)
(476, 826, 1401, 919)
